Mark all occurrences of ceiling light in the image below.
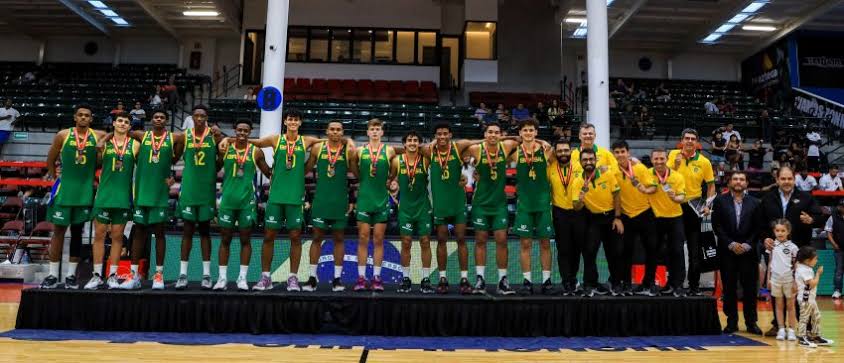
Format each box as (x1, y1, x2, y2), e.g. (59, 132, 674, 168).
(742, 24, 777, 31)
(565, 17, 587, 24)
(715, 24, 735, 33)
(88, 1, 107, 9)
(607, 0, 616, 5)
(742, 2, 767, 14)
(702, 33, 722, 43)
(110, 17, 128, 26)
(99, 9, 118, 17)
(727, 13, 750, 24)
(573, 28, 587, 37)
(183, 10, 220, 17)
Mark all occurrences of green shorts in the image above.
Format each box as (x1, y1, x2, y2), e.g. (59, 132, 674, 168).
(433, 209, 467, 226)
(311, 215, 348, 231)
(264, 203, 303, 231)
(513, 209, 553, 239)
(47, 205, 91, 226)
(93, 208, 131, 225)
(356, 207, 390, 225)
(133, 206, 170, 225)
(399, 209, 433, 237)
(471, 206, 509, 232)
(218, 205, 257, 229)
(178, 203, 215, 223)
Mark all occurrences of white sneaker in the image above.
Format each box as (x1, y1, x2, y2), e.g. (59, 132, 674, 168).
(776, 328, 786, 341)
(787, 328, 797, 341)
(119, 274, 141, 290)
(213, 278, 227, 291)
(152, 271, 165, 290)
(106, 274, 120, 289)
(83, 274, 103, 290)
(236, 276, 249, 291)
(201, 275, 213, 290)
(833, 290, 842, 299)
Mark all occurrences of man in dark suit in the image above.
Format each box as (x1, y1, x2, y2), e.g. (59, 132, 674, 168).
(757, 166, 822, 335)
(712, 171, 763, 335)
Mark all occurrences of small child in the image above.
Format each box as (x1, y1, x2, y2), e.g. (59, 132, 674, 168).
(795, 246, 834, 347)
(767, 219, 798, 341)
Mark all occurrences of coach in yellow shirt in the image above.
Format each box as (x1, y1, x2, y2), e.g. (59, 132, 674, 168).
(572, 148, 622, 297)
(668, 128, 716, 296)
(649, 148, 687, 297)
(611, 140, 659, 296)
(547, 138, 585, 295)
(571, 123, 618, 174)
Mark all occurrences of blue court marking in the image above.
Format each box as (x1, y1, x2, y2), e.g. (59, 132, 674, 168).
(0, 330, 766, 350)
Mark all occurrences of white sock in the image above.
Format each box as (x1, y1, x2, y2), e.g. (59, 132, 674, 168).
(542, 270, 551, 282)
(358, 265, 366, 277)
(422, 267, 430, 277)
(334, 265, 342, 278)
(239, 265, 248, 279)
(289, 273, 297, 280)
(439, 270, 447, 278)
(93, 264, 102, 276)
(179, 261, 189, 275)
(262, 271, 270, 277)
(309, 265, 317, 278)
(155, 265, 163, 273)
(374, 266, 382, 277)
(67, 262, 78, 277)
(401, 265, 409, 277)
(218, 266, 227, 279)
(110, 264, 118, 276)
(460, 270, 468, 279)
(498, 269, 507, 280)
(476, 265, 485, 277)
(49, 262, 59, 277)
(202, 261, 210, 276)
(522, 271, 531, 282)
(130, 264, 138, 275)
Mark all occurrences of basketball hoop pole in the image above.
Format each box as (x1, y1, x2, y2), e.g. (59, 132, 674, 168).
(586, 0, 610, 147)
(260, 0, 290, 165)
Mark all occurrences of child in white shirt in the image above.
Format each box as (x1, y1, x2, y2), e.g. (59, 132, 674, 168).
(795, 246, 833, 347)
(767, 219, 798, 341)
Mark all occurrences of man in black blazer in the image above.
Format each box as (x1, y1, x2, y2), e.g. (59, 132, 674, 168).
(757, 166, 822, 335)
(712, 171, 763, 335)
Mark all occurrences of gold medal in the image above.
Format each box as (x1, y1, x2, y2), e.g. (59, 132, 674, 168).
(75, 153, 85, 164)
(151, 155, 160, 163)
(436, 143, 452, 181)
(115, 159, 124, 171)
(286, 157, 293, 170)
(237, 167, 244, 177)
(327, 165, 336, 177)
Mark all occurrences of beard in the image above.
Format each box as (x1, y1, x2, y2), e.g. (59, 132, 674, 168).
(557, 156, 570, 164)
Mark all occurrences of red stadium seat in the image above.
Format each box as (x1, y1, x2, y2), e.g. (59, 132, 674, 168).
(295, 78, 312, 94)
(283, 78, 296, 93)
(358, 79, 376, 101)
(0, 197, 23, 220)
(311, 78, 328, 95)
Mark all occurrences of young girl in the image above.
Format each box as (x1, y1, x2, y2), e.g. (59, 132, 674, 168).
(767, 219, 799, 341)
(795, 246, 833, 347)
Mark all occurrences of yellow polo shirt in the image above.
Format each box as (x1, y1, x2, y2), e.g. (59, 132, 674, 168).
(667, 149, 714, 200)
(614, 161, 653, 218)
(571, 144, 618, 174)
(547, 158, 578, 210)
(571, 169, 619, 214)
(648, 168, 686, 218)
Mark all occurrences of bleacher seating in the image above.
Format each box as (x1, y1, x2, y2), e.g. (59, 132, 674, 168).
(281, 77, 438, 103)
(469, 91, 562, 108)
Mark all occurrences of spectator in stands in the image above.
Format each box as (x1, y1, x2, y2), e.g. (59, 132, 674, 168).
(747, 140, 770, 172)
(474, 102, 490, 121)
(717, 96, 736, 116)
(631, 82, 647, 100)
(705, 99, 720, 115)
(129, 101, 146, 131)
(710, 130, 727, 164)
(547, 99, 562, 124)
(21, 71, 36, 85)
(181, 114, 194, 131)
(726, 135, 744, 170)
(795, 168, 818, 192)
(611, 79, 630, 97)
(0, 99, 20, 155)
(758, 109, 771, 140)
(722, 123, 741, 142)
(243, 87, 256, 101)
(656, 82, 671, 102)
(819, 166, 843, 192)
(635, 106, 654, 138)
(160, 78, 179, 106)
(790, 142, 806, 170)
(110, 101, 125, 118)
(149, 86, 162, 108)
(533, 101, 548, 124)
(511, 103, 530, 121)
(806, 129, 822, 172)
(495, 103, 506, 121)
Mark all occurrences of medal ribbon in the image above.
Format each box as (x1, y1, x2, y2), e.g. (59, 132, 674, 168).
(405, 154, 421, 187)
(284, 135, 298, 162)
(74, 127, 89, 154)
(325, 142, 342, 168)
(620, 161, 634, 180)
(655, 168, 670, 185)
(367, 143, 384, 176)
(111, 136, 130, 161)
(583, 170, 597, 189)
(191, 127, 209, 151)
(484, 143, 498, 173)
(150, 131, 168, 156)
(520, 143, 535, 170)
(556, 162, 573, 188)
(436, 143, 452, 175)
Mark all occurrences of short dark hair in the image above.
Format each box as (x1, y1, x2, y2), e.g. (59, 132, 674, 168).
(611, 140, 629, 151)
(777, 166, 794, 178)
(114, 111, 131, 120)
(235, 119, 252, 129)
(518, 118, 538, 131)
(831, 165, 840, 170)
(681, 128, 699, 139)
(283, 108, 303, 120)
(579, 122, 595, 131)
(553, 138, 570, 148)
(191, 104, 209, 113)
(579, 147, 596, 160)
(402, 131, 421, 144)
(433, 122, 451, 134)
(796, 246, 817, 264)
(651, 147, 667, 155)
(730, 170, 747, 180)
(75, 104, 94, 114)
(152, 110, 168, 119)
(482, 122, 502, 133)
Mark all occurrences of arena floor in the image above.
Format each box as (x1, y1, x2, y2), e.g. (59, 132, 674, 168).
(0, 284, 840, 362)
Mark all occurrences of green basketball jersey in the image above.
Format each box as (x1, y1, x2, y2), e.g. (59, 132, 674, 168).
(430, 142, 465, 216)
(472, 142, 506, 210)
(268, 135, 306, 205)
(220, 144, 257, 210)
(54, 128, 98, 207)
(397, 154, 431, 217)
(516, 144, 551, 212)
(179, 127, 217, 206)
(357, 144, 390, 213)
(94, 137, 135, 209)
(312, 142, 349, 220)
(134, 130, 174, 208)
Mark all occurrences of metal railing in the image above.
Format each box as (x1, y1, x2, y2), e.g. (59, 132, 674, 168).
(212, 64, 243, 99)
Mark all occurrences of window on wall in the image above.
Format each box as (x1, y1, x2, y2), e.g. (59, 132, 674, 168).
(279, 26, 439, 65)
(287, 27, 307, 61)
(396, 31, 415, 64)
(417, 32, 437, 65)
(353, 29, 373, 63)
(465, 21, 496, 60)
(374, 30, 394, 64)
(242, 30, 265, 85)
(331, 29, 352, 62)
(309, 29, 330, 62)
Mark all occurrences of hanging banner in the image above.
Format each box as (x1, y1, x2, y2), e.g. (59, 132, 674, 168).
(793, 88, 844, 128)
(742, 38, 792, 108)
(797, 34, 844, 88)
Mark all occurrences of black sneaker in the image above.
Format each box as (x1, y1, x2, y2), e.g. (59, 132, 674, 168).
(541, 278, 554, 295)
(660, 285, 675, 296)
(472, 275, 486, 294)
(673, 288, 687, 298)
(302, 276, 318, 292)
(595, 284, 610, 295)
(687, 287, 703, 296)
(798, 336, 818, 348)
(572, 283, 584, 296)
(622, 281, 634, 296)
(519, 279, 534, 296)
(331, 277, 345, 292)
(459, 277, 473, 295)
(811, 336, 834, 346)
(633, 284, 652, 296)
(40, 275, 59, 289)
(560, 282, 572, 296)
(420, 277, 435, 294)
(64, 275, 79, 289)
(436, 277, 449, 294)
(610, 283, 623, 296)
(397, 277, 412, 293)
(582, 286, 596, 297)
(497, 276, 515, 295)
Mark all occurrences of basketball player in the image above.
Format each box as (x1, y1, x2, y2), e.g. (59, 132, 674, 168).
(649, 148, 687, 297)
(668, 129, 715, 296)
(84, 112, 138, 289)
(352, 119, 396, 292)
(41, 104, 106, 289)
(248, 109, 324, 291)
(463, 122, 520, 295)
(213, 120, 271, 291)
(548, 138, 584, 296)
(302, 121, 355, 292)
(392, 131, 434, 293)
(570, 123, 617, 172)
(511, 119, 554, 295)
(611, 141, 659, 296)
